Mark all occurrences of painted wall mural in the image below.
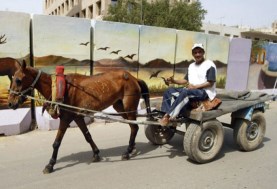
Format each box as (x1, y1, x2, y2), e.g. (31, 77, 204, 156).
(248, 42, 277, 90)
(93, 20, 140, 77)
(0, 11, 30, 109)
(0, 11, 254, 110)
(32, 14, 91, 75)
(138, 25, 176, 95)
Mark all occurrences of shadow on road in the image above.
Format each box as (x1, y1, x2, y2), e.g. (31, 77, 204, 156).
(54, 127, 271, 171)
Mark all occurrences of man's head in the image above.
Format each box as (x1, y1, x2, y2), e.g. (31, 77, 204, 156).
(192, 43, 205, 64)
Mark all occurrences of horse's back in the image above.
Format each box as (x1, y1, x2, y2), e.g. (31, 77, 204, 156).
(66, 70, 138, 87)
(65, 70, 141, 107)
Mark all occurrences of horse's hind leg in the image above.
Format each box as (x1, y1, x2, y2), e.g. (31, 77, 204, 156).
(43, 119, 70, 174)
(74, 116, 101, 162)
(113, 100, 139, 160)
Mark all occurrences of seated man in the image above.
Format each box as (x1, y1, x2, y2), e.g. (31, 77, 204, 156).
(159, 43, 217, 126)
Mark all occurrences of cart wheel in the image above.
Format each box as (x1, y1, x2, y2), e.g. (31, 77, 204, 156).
(233, 111, 266, 151)
(183, 120, 224, 163)
(144, 125, 176, 145)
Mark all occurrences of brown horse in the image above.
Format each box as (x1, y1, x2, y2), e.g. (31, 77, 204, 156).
(0, 57, 22, 81)
(8, 61, 152, 174)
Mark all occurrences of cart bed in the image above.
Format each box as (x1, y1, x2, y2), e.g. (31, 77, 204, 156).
(185, 91, 274, 121)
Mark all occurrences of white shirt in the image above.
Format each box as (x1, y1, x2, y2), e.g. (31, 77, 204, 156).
(187, 59, 217, 100)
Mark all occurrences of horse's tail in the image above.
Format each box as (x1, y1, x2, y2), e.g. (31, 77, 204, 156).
(137, 79, 152, 118)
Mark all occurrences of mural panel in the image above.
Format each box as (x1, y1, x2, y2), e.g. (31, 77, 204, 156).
(93, 20, 140, 77)
(226, 38, 251, 90)
(206, 35, 230, 89)
(32, 15, 91, 75)
(248, 42, 277, 90)
(175, 30, 206, 82)
(0, 11, 30, 109)
(138, 25, 176, 95)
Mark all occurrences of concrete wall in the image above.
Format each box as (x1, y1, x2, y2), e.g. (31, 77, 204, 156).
(0, 11, 258, 134)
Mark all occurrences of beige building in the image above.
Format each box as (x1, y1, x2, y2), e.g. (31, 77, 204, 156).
(44, 0, 276, 43)
(43, 0, 196, 19)
(44, 0, 111, 19)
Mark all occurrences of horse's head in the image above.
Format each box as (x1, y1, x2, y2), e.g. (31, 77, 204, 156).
(8, 60, 40, 109)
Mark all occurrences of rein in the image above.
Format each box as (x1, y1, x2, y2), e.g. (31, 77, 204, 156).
(16, 94, 161, 125)
(9, 70, 42, 96)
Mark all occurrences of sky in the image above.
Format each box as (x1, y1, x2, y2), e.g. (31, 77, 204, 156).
(201, 0, 277, 28)
(0, 0, 44, 15)
(0, 0, 276, 29)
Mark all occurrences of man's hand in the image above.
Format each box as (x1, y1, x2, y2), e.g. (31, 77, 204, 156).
(166, 76, 174, 84)
(187, 84, 198, 89)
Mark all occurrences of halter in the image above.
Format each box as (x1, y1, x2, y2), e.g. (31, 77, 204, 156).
(10, 70, 42, 96)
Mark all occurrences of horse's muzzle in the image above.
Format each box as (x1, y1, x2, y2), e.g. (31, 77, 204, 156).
(8, 96, 26, 110)
(8, 102, 19, 110)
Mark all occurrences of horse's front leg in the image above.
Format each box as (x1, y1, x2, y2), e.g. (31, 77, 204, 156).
(43, 119, 69, 174)
(122, 123, 139, 160)
(74, 116, 101, 162)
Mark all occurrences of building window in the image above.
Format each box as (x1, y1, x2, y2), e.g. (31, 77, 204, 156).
(233, 35, 239, 38)
(82, 9, 86, 18)
(224, 34, 230, 37)
(208, 31, 220, 35)
(96, 1, 102, 16)
(65, 0, 69, 11)
(88, 5, 93, 19)
(61, 3, 64, 14)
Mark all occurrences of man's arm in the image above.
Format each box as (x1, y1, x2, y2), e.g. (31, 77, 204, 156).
(187, 81, 214, 89)
(166, 76, 188, 86)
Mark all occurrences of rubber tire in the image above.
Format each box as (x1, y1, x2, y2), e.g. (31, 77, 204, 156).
(183, 119, 224, 163)
(233, 111, 266, 151)
(144, 125, 175, 145)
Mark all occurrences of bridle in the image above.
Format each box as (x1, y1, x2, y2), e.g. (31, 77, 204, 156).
(9, 70, 42, 96)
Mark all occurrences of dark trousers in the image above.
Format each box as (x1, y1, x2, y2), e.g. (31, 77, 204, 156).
(161, 87, 208, 118)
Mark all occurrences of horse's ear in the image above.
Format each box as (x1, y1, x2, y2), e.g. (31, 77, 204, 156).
(22, 60, 27, 70)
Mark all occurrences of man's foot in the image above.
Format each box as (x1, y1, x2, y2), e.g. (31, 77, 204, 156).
(159, 114, 170, 126)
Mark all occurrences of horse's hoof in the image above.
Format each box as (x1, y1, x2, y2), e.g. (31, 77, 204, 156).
(43, 165, 53, 174)
(92, 155, 101, 162)
(130, 147, 137, 155)
(121, 153, 130, 160)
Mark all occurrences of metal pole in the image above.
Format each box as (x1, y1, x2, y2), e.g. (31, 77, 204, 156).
(140, 0, 143, 24)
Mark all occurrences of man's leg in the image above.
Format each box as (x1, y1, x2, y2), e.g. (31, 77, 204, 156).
(161, 87, 183, 113)
(159, 89, 208, 126)
(168, 89, 208, 118)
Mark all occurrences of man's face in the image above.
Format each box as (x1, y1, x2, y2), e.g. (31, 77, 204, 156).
(192, 48, 205, 64)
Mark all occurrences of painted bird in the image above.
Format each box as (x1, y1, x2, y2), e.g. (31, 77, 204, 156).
(110, 50, 121, 54)
(80, 42, 89, 46)
(124, 54, 136, 60)
(97, 46, 110, 50)
(161, 77, 169, 86)
(149, 70, 162, 79)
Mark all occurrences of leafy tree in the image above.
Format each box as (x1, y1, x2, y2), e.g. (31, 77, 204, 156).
(104, 0, 207, 31)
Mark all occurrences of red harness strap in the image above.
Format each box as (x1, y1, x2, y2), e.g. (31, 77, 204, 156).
(55, 66, 66, 101)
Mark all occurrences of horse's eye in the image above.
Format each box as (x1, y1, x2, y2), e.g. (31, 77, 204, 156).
(15, 78, 22, 86)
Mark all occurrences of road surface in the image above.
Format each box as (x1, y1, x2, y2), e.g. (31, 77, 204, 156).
(1, 101, 277, 189)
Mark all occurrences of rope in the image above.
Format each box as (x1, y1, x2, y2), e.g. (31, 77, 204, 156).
(21, 94, 162, 126)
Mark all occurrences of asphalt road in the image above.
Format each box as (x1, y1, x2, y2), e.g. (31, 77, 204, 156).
(1, 101, 277, 189)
